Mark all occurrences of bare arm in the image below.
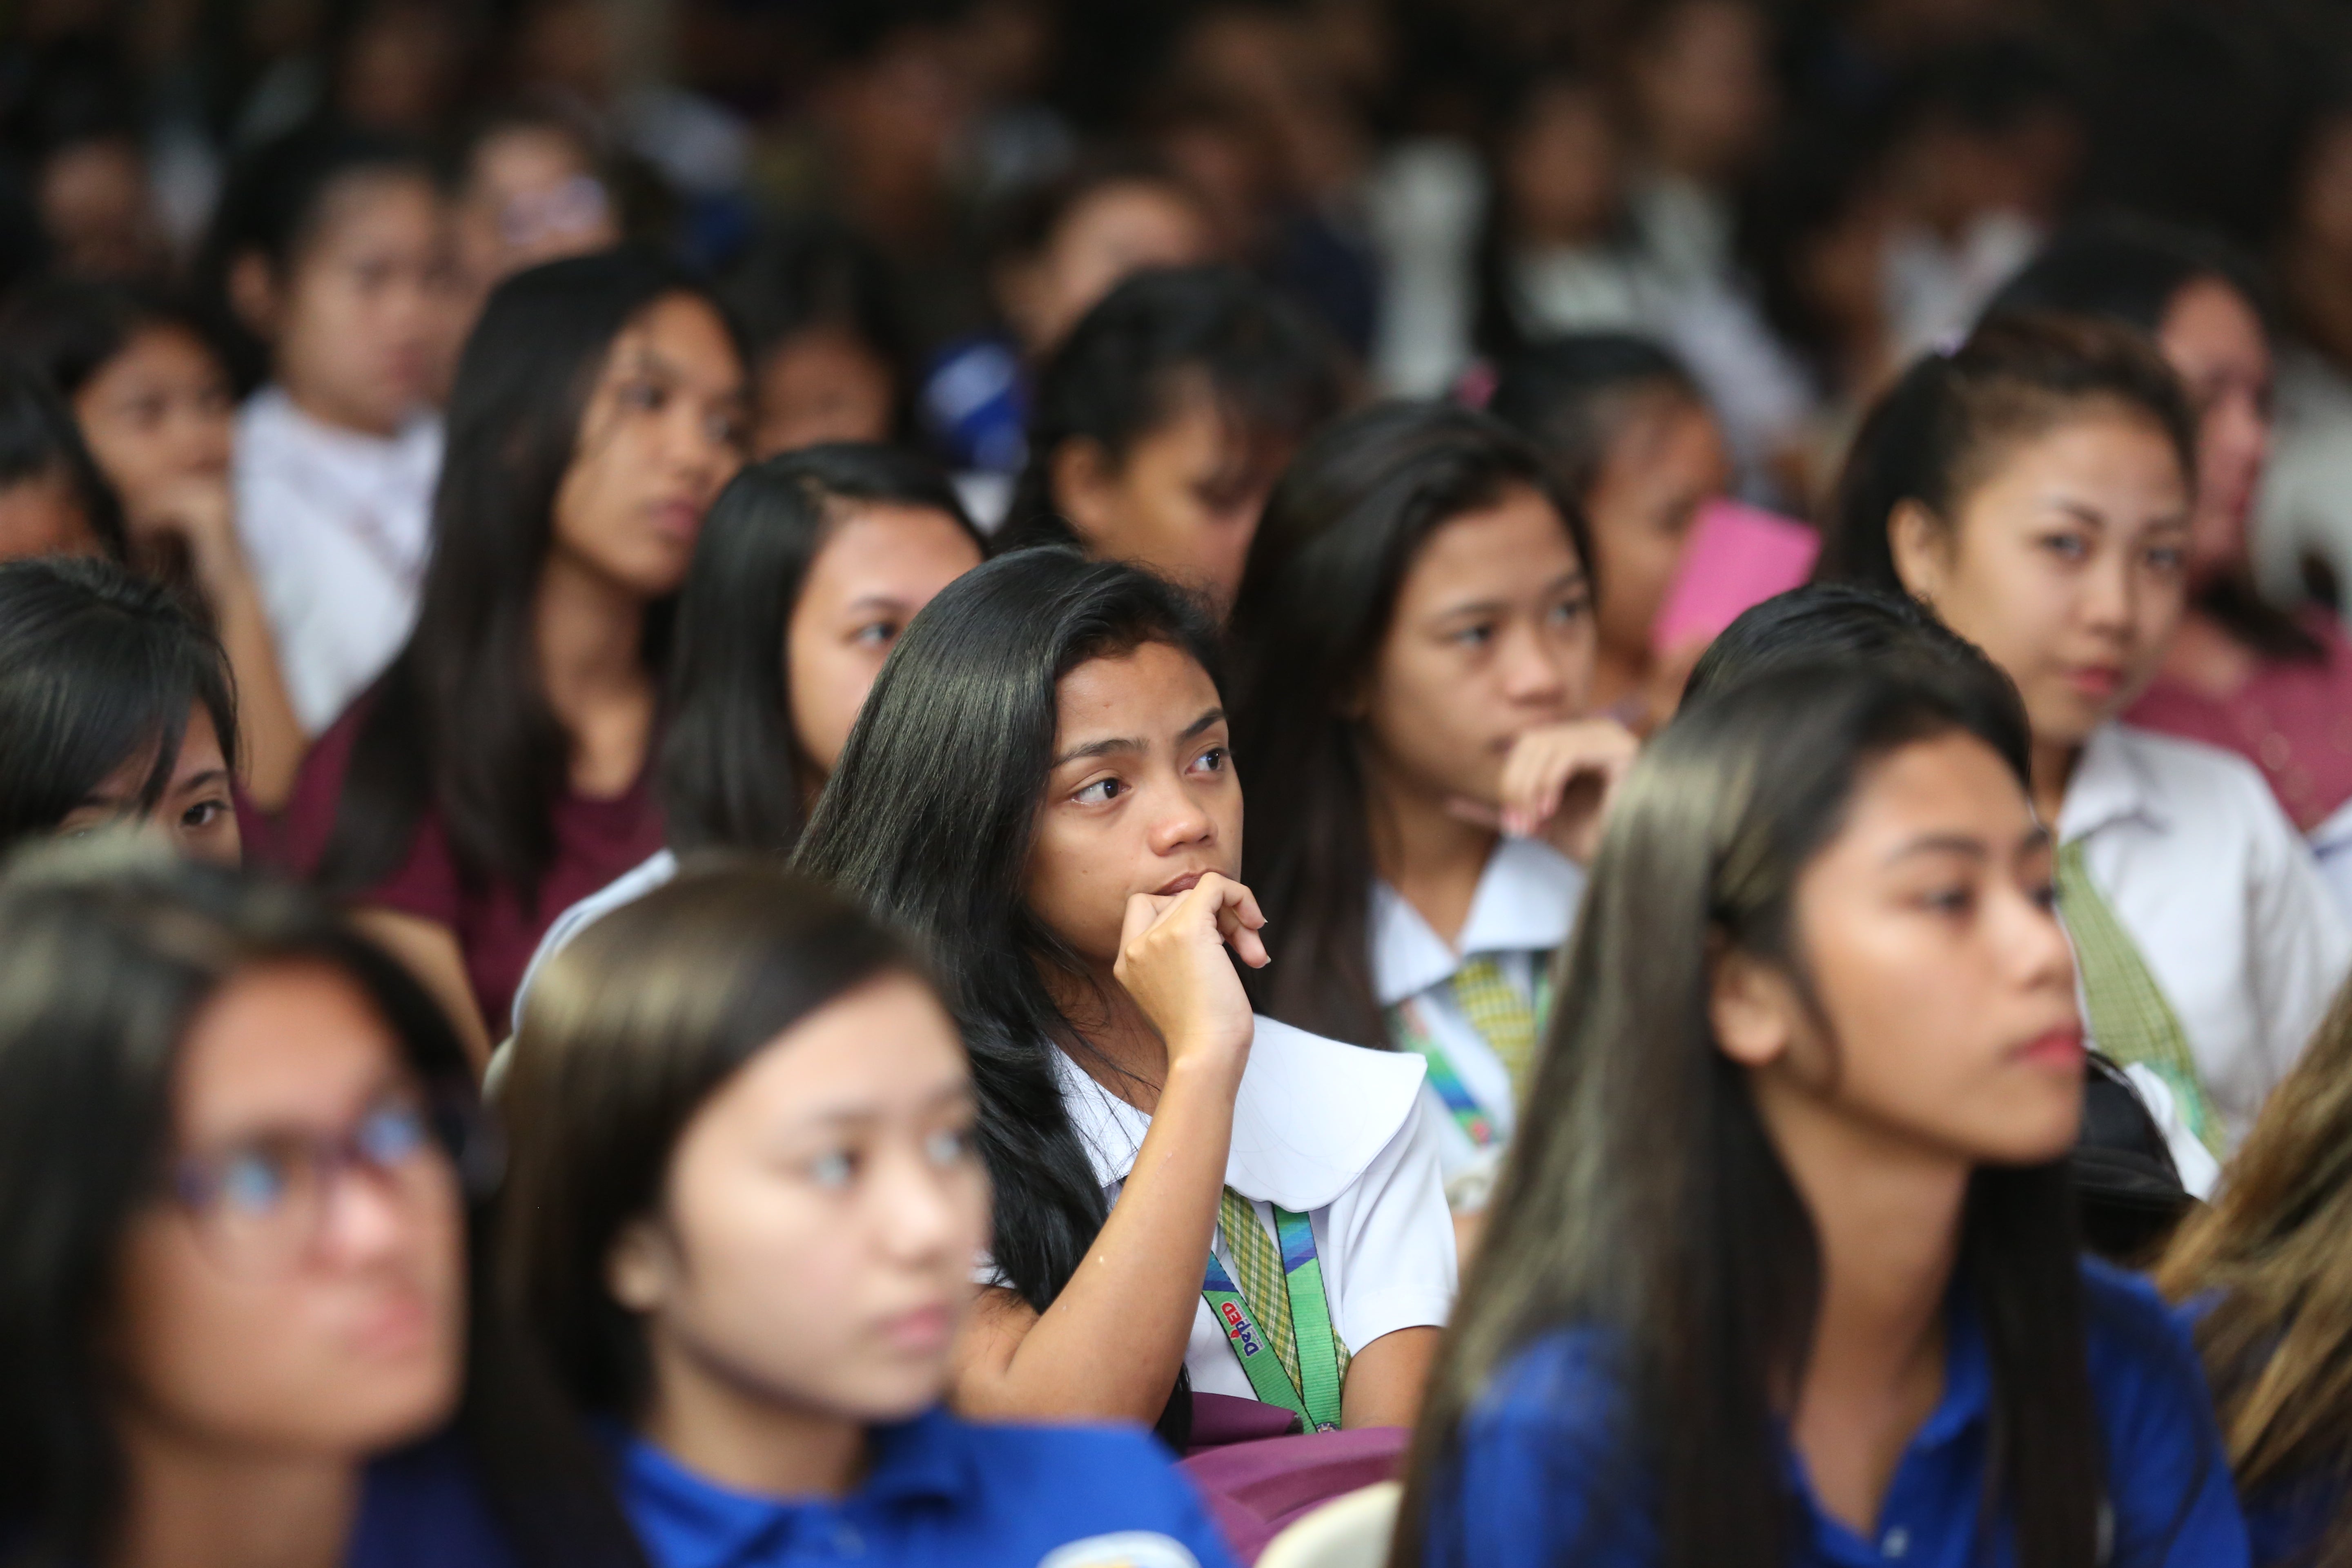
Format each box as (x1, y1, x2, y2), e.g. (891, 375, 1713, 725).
(951, 875, 1265, 1425)
(1339, 1326, 1441, 1430)
(351, 907, 494, 1072)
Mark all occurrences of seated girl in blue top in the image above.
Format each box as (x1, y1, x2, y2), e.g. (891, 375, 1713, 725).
(1397, 664, 2250, 1568)
(0, 839, 637, 1568)
(498, 860, 1240, 1568)
(2157, 978, 2352, 1566)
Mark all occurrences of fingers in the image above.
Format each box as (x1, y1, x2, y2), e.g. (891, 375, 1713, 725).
(1495, 722, 1641, 838)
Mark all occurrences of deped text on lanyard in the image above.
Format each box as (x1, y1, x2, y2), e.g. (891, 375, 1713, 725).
(1200, 1194, 1349, 1433)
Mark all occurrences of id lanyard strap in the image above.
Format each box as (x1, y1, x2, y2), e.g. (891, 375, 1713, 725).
(1385, 962, 1554, 1148)
(1201, 1206, 1347, 1432)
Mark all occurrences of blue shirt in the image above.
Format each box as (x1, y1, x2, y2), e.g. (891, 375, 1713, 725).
(621, 1408, 1240, 1568)
(1424, 1260, 2248, 1567)
(347, 1432, 517, 1568)
(2169, 1294, 2348, 1566)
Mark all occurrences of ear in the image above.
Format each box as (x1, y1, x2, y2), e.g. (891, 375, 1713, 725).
(1708, 944, 1799, 1070)
(1049, 436, 1120, 542)
(1886, 499, 1951, 606)
(227, 252, 279, 340)
(604, 1217, 674, 1314)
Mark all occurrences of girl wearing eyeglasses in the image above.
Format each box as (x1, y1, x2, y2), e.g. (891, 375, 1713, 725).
(0, 842, 640, 1568)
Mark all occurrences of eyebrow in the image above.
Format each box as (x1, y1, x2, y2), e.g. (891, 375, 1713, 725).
(844, 593, 916, 615)
(1051, 706, 1225, 768)
(795, 1081, 977, 1128)
(1432, 568, 1590, 621)
(1884, 824, 2051, 865)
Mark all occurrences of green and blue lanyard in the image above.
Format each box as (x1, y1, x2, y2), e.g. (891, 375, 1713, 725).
(1383, 964, 1554, 1148)
(1200, 1203, 1349, 1433)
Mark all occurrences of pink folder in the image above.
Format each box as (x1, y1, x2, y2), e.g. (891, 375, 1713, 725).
(1650, 497, 1821, 654)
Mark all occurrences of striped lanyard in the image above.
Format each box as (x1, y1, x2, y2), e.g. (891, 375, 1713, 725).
(1384, 957, 1555, 1147)
(1200, 1195, 1348, 1432)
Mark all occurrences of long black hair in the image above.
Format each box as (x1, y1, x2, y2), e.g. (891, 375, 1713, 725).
(501, 860, 928, 1419)
(793, 548, 1219, 1437)
(1818, 313, 2196, 595)
(1394, 665, 2099, 1568)
(316, 248, 734, 908)
(0, 556, 237, 851)
(1983, 217, 2319, 662)
(0, 355, 125, 559)
(0, 841, 643, 1568)
(1227, 401, 1589, 1050)
(659, 442, 979, 856)
(1487, 332, 1704, 501)
(998, 265, 1344, 552)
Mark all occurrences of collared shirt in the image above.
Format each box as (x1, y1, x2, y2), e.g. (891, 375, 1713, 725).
(1423, 1259, 2249, 1568)
(1049, 1017, 1457, 1404)
(2058, 724, 2352, 1149)
(234, 386, 443, 734)
(510, 847, 680, 1032)
(1370, 837, 1584, 1198)
(347, 1432, 517, 1568)
(620, 1407, 1238, 1568)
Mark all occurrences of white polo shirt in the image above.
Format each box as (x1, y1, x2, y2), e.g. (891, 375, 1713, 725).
(234, 387, 443, 733)
(1053, 1017, 1457, 1404)
(1370, 837, 1584, 1205)
(2059, 723, 2352, 1149)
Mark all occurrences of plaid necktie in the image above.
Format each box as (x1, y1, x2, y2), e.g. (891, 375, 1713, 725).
(1450, 954, 1540, 1102)
(1216, 1188, 1352, 1395)
(2056, 840, 2223, 1155)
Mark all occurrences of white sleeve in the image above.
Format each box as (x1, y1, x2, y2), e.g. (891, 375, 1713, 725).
(2244, 776, 2352, 1094)
(1322, 1104, 1457, 1356)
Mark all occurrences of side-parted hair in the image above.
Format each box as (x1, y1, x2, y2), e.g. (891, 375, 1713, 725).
(1394, 665, 2098, 1568)
(0, 354, 125, 558)
(0, 840, 642, 1568)
(1818, 314, 2196, 595)
(1488, 333, 1705, 500)
(1228, 401, 1590, 1049)
(317, 249, 739, 909)
(2158, 973, 2352, 1562)
(659, 443, 979, 857)
(793, 548, 1220, 1439)
(0, 556, 237, 850)
(500, 861, 926, 1417)
(999, 265, 1345, 552)
(0, 278, 221, 403)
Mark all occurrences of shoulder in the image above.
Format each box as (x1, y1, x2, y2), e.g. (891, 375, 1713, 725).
(2078, 1257, 2221, 1435)
(927, 1416, 1234, 1566)
(1464, 1325, 1628, 1447)
(2109, 725, 2291, 826)
(349, 1432, 518, 1568)
(267, 699, 376, 873)
(1230, 1017, 1428, 1212)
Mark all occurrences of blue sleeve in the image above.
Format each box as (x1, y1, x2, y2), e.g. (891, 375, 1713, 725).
(1419, 1332, 1655, 1568)
(1028, 1426, 1243, 1568)
(2085, 1266, 2251, 1568)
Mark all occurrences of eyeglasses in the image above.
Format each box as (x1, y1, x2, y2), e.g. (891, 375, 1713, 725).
(169, 1098, 459, 1276)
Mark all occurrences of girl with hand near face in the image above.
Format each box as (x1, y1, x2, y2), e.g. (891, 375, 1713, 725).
(501, 863, 1240, 1568)
(1399, 666, 2249, 1568)
(1, 278, 307, 804)
(0, 843, 639, 1568)
(0, 557, 244, 865)
(278, 249, 750, 1066)
(1820, 315, 2349, 1154)
(508, 443, 985, 1031)
(795, 550, 1455, 1445)
(1229, 403, 1635, 1227)
(205, 127, 454, 737)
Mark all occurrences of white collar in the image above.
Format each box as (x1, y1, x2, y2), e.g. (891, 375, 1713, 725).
(1053, 1016, 1426, 1212)
(2057, 724, 2171, 844)
(243, 385, 441, 467)
(1369, 836, 1584, 1007)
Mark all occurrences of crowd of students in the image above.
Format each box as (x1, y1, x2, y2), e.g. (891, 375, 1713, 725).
(14, 12, 2352, 1568)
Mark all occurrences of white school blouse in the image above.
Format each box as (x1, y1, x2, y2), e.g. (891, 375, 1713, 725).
(2058, 723, 2352, 1149)
(1049, 1017, 1457, 1404)
(1370, 836, 1584, 1206)
(234, 387, 443, 733)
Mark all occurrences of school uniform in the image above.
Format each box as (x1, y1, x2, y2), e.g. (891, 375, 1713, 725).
(619, 1407, 1240, 1568)
(1047, 1016, 1455, 1426)
(1370, 836, 1583, 1211)
(234, 387, 442, 735)
(1423, 1259, 2250, 1568)
(2056, 724, 2352, 1152)
(509, 847, 679, 1032)
(346, 1432, 519, 1568)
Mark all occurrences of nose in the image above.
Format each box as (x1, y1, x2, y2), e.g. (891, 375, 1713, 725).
(312, 1158, 423, 1269)
(1498, 621, 1573, 708)
(871, 1142, 969, 1267)
(2013, 879, 2081, 1001)
(2076, 548, 2134, 638)
(1145, 775, 1219, 858)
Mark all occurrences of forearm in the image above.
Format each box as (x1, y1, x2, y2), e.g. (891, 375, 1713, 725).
(197, 556, 309, 807)
(955, 1056, 1238, 1423)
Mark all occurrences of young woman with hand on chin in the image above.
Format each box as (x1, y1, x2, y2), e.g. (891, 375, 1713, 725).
(280, 248, 749, 1065)
(795, 550, 1454, 1446)
(1229, 403, 1635, 1237)
(1820, 314, 2348, 1154)
(1399, 666, 2249, 1568)
(501, 862, 1239, 1568)
(506, 443, 984, 1032)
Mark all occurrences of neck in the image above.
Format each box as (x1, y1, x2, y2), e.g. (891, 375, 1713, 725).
(1366, 753, 1497, 951)
(1588, 641, 1649, 719)
(640, 1347, 871, 1501)
(2029, 738, 2080, 831)
(113, 1414, 360, 1568)
(1045, 962, 1173, 1111)
(1757, 1077, 1969, 1412)
(534, 547, 655, 795)
(282, 382, 404, 442)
